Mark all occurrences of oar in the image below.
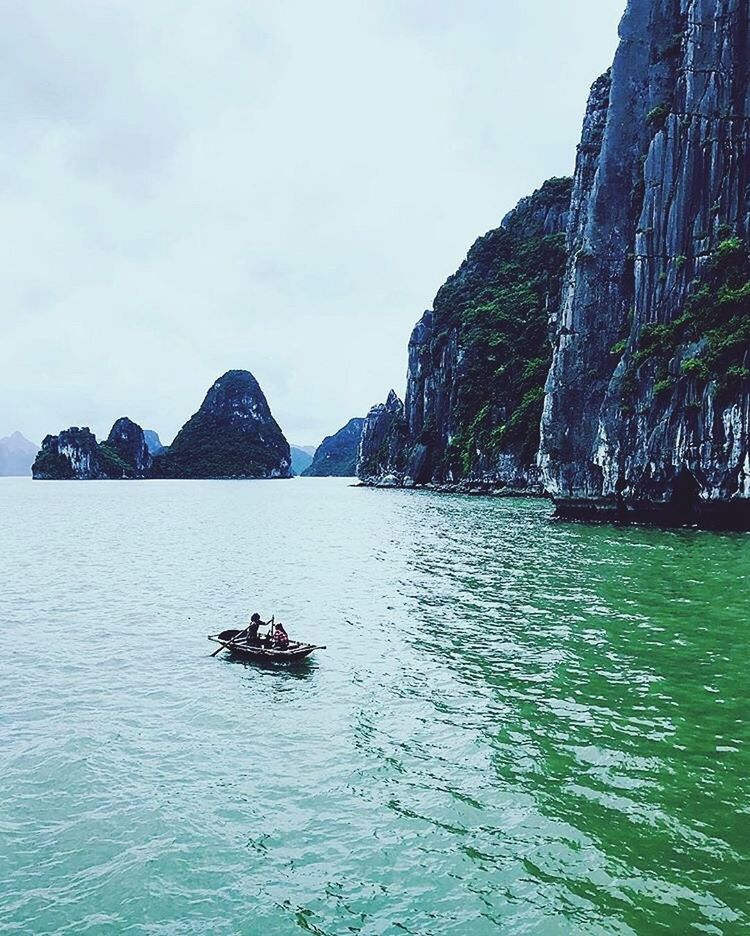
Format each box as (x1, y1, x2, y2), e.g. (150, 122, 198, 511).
(210, 635, 239, 657)
(210, 623, 251, 657)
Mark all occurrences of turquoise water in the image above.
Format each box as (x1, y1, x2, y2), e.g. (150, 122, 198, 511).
(1, 477, 748, 935)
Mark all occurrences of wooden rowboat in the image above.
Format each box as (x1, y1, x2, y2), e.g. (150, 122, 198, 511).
(208, 628, 325, 662)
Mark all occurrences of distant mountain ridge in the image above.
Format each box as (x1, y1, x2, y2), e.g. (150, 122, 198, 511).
(290, 446, 314, 476)
(0, 432, 38, 476)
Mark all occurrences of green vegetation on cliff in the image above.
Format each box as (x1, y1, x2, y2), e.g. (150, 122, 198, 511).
(621, 237, 750, 406)
(32, 447, 75, 480)
(358, 177, 573, 487)
(432, 178, 571, 477)
(446, 231, 567, 473)
(154, 370, 291, 480)
(156, 423, 287, 479)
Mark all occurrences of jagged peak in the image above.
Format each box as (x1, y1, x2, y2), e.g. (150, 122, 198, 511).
(108, 416, 144, 438)
(385, 389, 403, 412)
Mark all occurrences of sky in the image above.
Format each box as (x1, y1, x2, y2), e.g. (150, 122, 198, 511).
(1, 1, 624, 448)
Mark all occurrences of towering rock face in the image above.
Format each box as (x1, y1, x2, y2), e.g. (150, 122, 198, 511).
(303, 418, 364, 477)
(358, 178, 572, 489)
(156, 370, 291, 479)
(357, 391, 407, 483)
(540, 0, 750, 527)
(32, 423, 148, 480)
(0, 432, 37, 476)
(34, 428, 102, 479)
(106, 418, 152, 477)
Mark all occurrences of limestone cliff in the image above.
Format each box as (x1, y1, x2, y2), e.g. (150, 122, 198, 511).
(303, 418, 364, 477)
(107, 418, 152, 477)
(357, 391, 408, 484)
(358, 178, 571, 490)
(32, 422, 149, 480)
(154, 370, 291, 479)
(540, 0, 750, 527)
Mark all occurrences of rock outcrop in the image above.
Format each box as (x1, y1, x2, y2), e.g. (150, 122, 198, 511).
(540, 0, 750, 528)
(33, 428, 102, 479)
(357, 391, 408, 484)
(32, 422, 149, 480)
(0, 432, 38, 476)
(357, 178, 571, 490)
(154, 370, 291, 479)
(106, 418, 152, 477)
(302, 418, 364, 476)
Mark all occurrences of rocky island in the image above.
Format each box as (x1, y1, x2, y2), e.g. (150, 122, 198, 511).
(302, 418, 364, 477)
(33, 370, 291, 481)
(357, 391, 408, 485)
(33, 422, 151, 480)
(155, 370, 290, 479)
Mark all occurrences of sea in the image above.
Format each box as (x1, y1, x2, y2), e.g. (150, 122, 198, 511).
(1, 476, 748, 935)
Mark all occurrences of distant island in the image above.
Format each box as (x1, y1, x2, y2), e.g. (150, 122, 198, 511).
(0, 432, 38, 476)
(33, 370, 291, 480)
(302, 418, 364, 477)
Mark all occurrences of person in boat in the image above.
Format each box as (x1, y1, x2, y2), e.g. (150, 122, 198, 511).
(272, 621, 290, 650)
(241, 612, 268, 646)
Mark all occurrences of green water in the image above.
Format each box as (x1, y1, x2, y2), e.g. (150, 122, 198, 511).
(1, 477, 748, 934)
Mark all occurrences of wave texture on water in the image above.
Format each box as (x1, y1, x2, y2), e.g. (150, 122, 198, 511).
(1, 477, 748, 935)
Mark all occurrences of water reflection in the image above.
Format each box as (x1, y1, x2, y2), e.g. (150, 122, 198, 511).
(221, 653, 319, 681)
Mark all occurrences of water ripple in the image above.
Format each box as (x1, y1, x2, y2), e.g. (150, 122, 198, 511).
(0, 478, 748, 934)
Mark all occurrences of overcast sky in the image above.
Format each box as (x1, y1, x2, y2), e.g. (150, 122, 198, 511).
(2, 0, 624, 448)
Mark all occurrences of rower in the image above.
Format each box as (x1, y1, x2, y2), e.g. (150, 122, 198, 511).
(242, 612, 268, 646)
